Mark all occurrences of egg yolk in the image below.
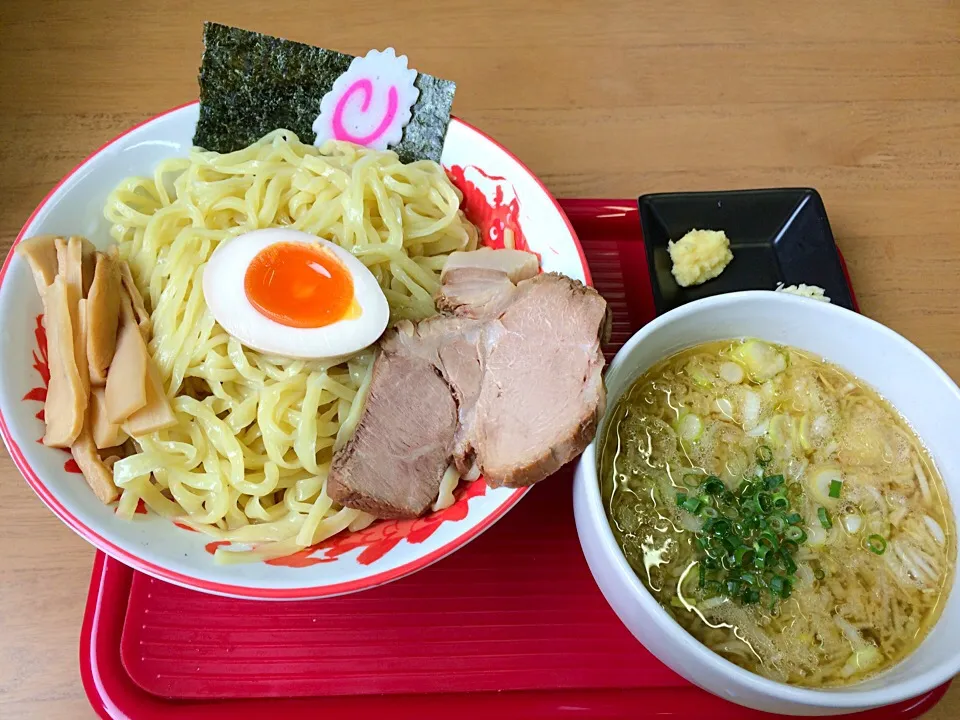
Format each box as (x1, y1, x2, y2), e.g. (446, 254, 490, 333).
(244, 242, 355, 328)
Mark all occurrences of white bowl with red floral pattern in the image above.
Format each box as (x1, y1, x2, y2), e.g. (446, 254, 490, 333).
(0, 103, 589, 599)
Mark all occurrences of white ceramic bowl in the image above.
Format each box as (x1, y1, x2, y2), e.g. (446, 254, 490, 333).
(0, 102, 589, 600)
(574, 291, 960, 715)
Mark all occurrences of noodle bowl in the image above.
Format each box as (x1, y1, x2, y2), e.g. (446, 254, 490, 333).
(0, 103, 585, 597)
(105, 130, 479, 561)
(574, 291, 960, 713)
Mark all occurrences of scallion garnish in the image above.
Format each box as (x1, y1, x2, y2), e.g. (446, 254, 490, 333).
(702, 476, 725, 496)
(681, 496, 702, 514)
(828, 479, 843, 498)
(770, 575, 792, 598)
(758, 491, 775, 513)
(677, 470, 809, 610)
(818, 506, 832, 529)
(866, 534, 887, 555)
(781, 539, 800, 556)
(784, 526, 806, 543)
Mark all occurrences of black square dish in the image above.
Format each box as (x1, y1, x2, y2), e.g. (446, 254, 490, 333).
(639, 188, 855, 314)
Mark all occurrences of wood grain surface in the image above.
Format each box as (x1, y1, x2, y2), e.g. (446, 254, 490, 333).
(1, 1, 958, 717)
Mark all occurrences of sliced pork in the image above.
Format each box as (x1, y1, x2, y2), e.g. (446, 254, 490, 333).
(328, 250, 608, 518)
(472, 273, 607, 487)
(328, 346, 458, 518)
(383, 316, 485, 476)
(440, 248, 540, 283)
(436, 266, 519, 319)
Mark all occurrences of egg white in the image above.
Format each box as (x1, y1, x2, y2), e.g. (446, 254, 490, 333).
(202, 228, 390, 360)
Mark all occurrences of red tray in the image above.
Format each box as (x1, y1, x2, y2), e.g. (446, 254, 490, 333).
(80, 199, 950, 719)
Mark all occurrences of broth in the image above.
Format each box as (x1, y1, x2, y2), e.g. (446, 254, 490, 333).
(599, 339, 955, 687)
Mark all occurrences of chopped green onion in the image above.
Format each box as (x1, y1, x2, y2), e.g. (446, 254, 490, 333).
(758, 531, 779, 550)
(770, 575, 792, 598)
(702, 477, 725, 496)
(681, 496, 702, 514)
(866, 534, 887, 555)
(754, 544, 770, 568)
(756, 445, 774, 465)
(710, 519, 731, 537)
(758, 492, 774, 513)
(828, 479, 843, 499)
(818, 507, 832, 529)
(681, 448, 810, 609)
(785, 526, 806, 542)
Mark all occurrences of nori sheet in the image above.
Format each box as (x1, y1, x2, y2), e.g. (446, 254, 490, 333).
(193, 22, 455, 164)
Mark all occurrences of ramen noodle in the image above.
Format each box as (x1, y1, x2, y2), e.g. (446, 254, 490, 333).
(104, 130, 478, 561)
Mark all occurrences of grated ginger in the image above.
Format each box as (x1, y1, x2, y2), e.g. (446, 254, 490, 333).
(667, 229, 733, 287)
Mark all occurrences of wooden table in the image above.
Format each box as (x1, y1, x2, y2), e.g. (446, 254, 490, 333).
(1, 1, 958, 717)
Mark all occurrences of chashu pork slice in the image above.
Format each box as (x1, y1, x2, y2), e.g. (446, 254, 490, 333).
(440, 248, 539, 283)
(435, 248, 539, 320)
(327, 344, 458, 519)
(472, 272, 608, 487)
(384, 317, 485, 476)
(329, 252, 609, 518)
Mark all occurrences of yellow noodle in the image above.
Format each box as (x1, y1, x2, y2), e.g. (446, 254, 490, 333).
(104, 129, 476, 562)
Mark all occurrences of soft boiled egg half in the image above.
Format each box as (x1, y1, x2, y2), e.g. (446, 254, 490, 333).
(202, 228, 389, 360)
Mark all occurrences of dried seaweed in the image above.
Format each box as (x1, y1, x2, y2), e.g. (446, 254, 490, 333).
(194, 22, 455, 163)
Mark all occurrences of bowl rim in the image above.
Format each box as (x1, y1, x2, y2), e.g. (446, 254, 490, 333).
(577, 290, 960, 709)
(0, 100, 589, 599)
